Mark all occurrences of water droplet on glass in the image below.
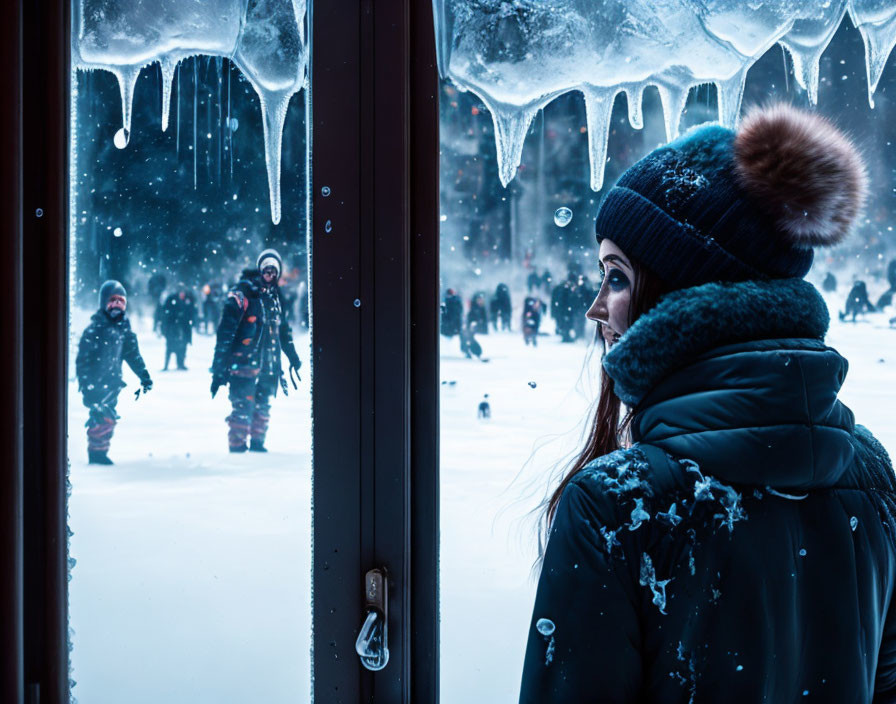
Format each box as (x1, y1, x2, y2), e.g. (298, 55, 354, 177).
(799, 548, 807, 557)
(113, 128, 129, 149)
(536, 618, 555, 636)
(528, 381, 537, 388)
(353, 299, 361, 308)
(736, 665, 744, 671)
(321, 186, 331, 197)
(35, 208, 43, 218)
(325, 220, 333, 233)
(851, 516, 858, 531)
(554, 207, 573, 227)
(113, 227, 123, 238)
(227, 117, 239, 132)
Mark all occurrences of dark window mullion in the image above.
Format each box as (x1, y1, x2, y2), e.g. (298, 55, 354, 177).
(310, 0, 366, 699)
(312, 0, 439, 699)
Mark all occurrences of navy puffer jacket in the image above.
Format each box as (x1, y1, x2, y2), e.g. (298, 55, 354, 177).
(75, 310, 150, 403)
(211, 269, 301, 380)
(521, 279, 896, 703)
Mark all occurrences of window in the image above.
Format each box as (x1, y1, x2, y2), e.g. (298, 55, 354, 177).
(68, 2, 311, 702)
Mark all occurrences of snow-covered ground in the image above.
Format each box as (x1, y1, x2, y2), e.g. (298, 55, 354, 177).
(68, 294, 896, 703)
(67, 312, 312, 704)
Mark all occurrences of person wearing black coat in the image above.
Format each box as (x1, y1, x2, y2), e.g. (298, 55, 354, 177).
(875, 259, 896, 309)
(521, 296, 544, 346)
(211, 249, 302, 453)
(551, 276, 577, 342)
(467, 292, 489, 335)
(75, 280, 153, 464)
(840, 280, 875, 321)
(440, 288, 463, 338)
(161, 286, 196, 370)
(521, 106, 896, 702)
(490, 283, 512, 331)
(201, 282, 223, 334)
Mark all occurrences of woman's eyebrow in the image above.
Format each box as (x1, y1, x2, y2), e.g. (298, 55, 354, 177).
(601, 253, 632, 271)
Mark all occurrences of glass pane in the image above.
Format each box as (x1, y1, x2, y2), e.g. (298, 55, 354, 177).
(68, 2, 311, 702)
(436, 3, 896, 700)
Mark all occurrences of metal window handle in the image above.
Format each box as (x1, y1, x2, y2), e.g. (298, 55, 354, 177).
(356, 568, 390, 671)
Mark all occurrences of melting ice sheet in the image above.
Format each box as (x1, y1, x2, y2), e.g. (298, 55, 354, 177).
(433, 0, 896, 190)
(74, 0, 307, 224)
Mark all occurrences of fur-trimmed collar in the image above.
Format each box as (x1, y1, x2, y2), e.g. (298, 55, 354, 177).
(603, 278, 829, 406)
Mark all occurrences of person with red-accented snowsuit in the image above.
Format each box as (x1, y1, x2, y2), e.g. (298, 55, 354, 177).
(210, 249, 302, 453)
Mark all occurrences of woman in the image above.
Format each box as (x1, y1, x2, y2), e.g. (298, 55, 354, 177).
(520, 105, 896, 702)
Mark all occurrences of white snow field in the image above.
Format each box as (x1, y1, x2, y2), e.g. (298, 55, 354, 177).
(67, 311, 312, 704)
(68, 292, 896, 703)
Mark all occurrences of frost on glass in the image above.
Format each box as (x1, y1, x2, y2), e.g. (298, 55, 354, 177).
(433, 0, 896, 190)
(74, 0, 307, 224)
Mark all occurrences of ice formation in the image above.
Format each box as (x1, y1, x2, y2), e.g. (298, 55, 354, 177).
(536, 617, 555, 636)
(553, 206, 573, 227)
(74, 0, 308, 225)
(639, 552, 671, 615)
(434, 0, 896, 189)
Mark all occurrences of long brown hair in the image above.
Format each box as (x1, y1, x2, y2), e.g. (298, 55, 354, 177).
(542, 256, 668, 539)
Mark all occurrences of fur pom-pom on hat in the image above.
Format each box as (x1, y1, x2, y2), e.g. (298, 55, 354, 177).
(734, 104, 867, 248)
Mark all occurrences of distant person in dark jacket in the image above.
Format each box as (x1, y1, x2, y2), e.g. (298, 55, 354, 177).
(467, 292, 489, 335)
(490, 283, 512, 331)
(551, 277, 576, 342)
(840, 280, 875, 321)
(521, 296, 543, 346)
(201, 282, 223, 334)
(876, 259, 896, 309)
(527, 270, 542, 293)
(521, 107, 896, 703)
(440, 288, 463, 338)
(148, 272, 167, 333)
(211, 249, 302, 453)
(75, 280, 152, 464)
(161, 285, 196, 370)
(822, 270, 837, 292)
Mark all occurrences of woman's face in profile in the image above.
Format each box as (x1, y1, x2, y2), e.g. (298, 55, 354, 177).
(586, 238, 633, 348)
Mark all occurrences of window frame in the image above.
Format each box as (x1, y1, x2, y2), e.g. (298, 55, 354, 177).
(311, 0, 439, 700)
(3, 0, 440, 702)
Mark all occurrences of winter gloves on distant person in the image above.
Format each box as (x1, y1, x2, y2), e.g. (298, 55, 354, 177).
(285, 348, 302, 388)
(141, 376, 153, 393)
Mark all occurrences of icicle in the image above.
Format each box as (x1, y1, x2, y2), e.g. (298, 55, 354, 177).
(206, 57, 213, 184)
(481, 97, 540, 188)
(193, 58, 198, 190)
(176, 61, 181, 154)
(256, 89, 292, 225)
(780, 1, 848, 106)
(159, 56, 178, 132)
(582, 86, 617, 192)
(217, 57, 223, 185)
(715, 64, 749, 128)
(783, 44, 822, 105)
(852, 11, 896, 108)
(625, 83, 645, 130)
(656, 81, 690, 142)
(113, 66, 141, 148)
(227, 60, 233, 181)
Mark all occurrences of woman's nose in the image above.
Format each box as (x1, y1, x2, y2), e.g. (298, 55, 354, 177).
(586, 292, 606, 323)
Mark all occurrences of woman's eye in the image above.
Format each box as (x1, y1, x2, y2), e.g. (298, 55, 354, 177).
(606, 269, 630, 291)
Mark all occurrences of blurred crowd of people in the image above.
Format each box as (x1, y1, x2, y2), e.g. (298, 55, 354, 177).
(440, 262, 598, 359)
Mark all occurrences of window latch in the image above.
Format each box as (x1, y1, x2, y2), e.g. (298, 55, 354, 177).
(355, 568, 389, 671)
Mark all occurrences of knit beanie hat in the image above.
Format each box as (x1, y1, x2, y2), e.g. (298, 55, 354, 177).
(98, 280, 127, 309)
(594, 104, 867, 290)
(257, 248, 283, 277)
